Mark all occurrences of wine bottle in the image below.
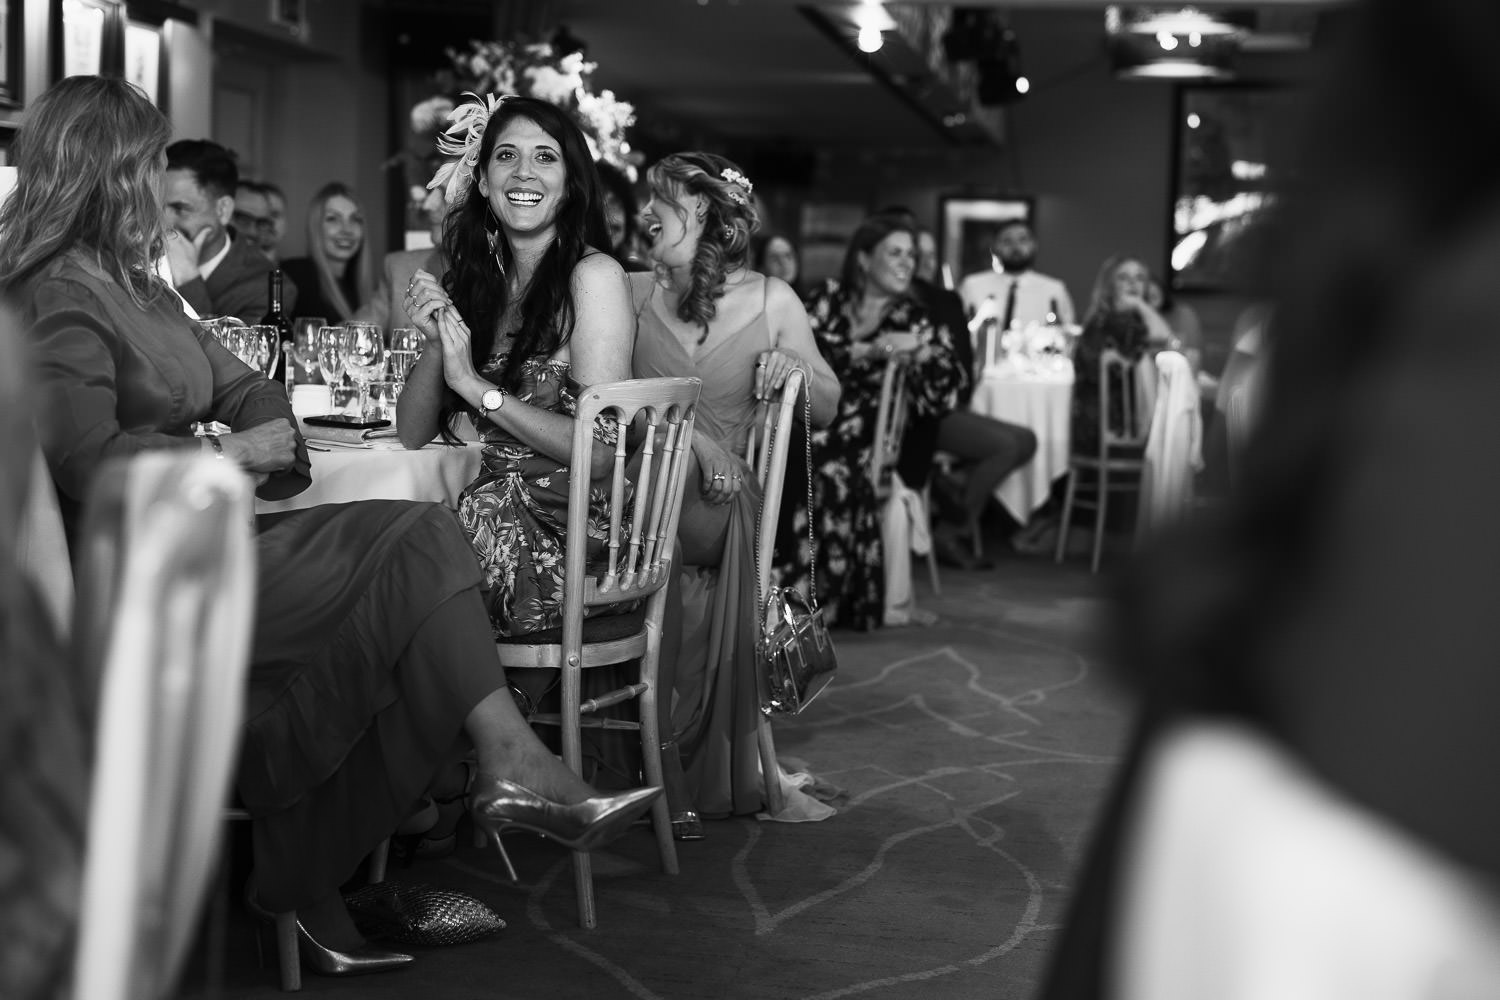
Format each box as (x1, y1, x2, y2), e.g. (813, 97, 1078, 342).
(262, 267, 293, 385)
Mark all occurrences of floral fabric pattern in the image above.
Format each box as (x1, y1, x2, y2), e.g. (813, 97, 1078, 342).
(776, 280, 966, 631)
(457, 353, 625, 637)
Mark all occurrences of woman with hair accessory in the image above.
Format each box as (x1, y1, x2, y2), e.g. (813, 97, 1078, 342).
(4, 76, 658, 980)
(283, 181, 375, 322)
(629, 152, 840, 833)
(782, 212, 967, 631)
(397, 94, 638, 638)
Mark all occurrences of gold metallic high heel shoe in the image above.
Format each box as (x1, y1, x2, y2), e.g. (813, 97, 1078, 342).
(469, 773, 661, 855)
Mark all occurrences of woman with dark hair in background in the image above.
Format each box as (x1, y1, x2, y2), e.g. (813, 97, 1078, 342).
(754, 232, 803, 297)
(630, 151, 839, 831)
(283, 181, 375, 322)
(595, 159, 649, 271)
(1041, 1, 1500, 995)
(785, 212, 966, 630)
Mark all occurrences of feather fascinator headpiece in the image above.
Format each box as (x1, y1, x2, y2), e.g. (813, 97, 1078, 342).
(427, 92, 509, 207)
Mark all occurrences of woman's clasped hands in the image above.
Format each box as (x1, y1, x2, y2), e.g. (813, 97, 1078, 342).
(404, 268, 481, 392)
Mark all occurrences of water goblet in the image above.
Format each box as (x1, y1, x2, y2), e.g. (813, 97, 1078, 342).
(388, 327, 420, 387)
(343, 322, 386, 419)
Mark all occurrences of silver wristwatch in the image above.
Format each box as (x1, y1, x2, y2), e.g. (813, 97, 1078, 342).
(478, 387, 505, 419)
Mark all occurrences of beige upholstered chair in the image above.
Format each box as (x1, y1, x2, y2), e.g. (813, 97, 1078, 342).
(496, 376, 700, 929)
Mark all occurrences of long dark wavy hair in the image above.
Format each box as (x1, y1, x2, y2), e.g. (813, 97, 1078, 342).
(439, 96, 608, 421)
(0, 77, 172, 305)
(645, 152, 759, 340)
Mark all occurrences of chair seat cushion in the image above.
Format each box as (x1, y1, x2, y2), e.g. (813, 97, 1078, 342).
(493, 603, 647, 646)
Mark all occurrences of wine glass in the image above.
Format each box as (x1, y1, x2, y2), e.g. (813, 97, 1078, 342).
(290, 316, 327, 384)
(342, 322, 386, 419)
(388, 327, 420, 387)
(315, 325, 352, 397)
(243, 325, 281, 378)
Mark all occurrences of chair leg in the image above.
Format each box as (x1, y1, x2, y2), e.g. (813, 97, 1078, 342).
(1091, 469, 1109, 574)
(968, 511, 983, 561)
(756, 713, 786, 816)
(560, 669, 597, 929)
(1055, 471, 1078, 563)
(274, 910, 301, 992)
(367, 838, 389, 885)
(920, 488, 941, 595)
(637, 681, 680, 876)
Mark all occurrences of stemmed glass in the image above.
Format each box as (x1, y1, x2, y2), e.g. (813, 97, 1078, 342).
(342, 322, 386, 419)
(290, 316, 328, 384)
(388, 327, 420, 389)
(315, 325, 353, 410)
(242, 324, 281, 378)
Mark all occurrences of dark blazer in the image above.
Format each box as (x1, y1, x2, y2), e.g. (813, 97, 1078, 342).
(175, 230, 287, 323)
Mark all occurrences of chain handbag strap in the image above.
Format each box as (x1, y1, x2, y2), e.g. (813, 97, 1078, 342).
(753, 373, 818, 624)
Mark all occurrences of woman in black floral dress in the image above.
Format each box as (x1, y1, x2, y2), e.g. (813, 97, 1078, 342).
(781, 213, 965, 630)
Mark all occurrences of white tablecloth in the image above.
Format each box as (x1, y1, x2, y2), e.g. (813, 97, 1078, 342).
(255, 440, 482, 515)
(968, 359, 1074, 524)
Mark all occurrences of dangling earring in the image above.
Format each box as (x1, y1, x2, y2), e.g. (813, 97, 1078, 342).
(721, 225, 734, 241)
(485, 205, 505, 277)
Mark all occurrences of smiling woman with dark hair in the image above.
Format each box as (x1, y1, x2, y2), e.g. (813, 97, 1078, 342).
(398, 94, 637, 638)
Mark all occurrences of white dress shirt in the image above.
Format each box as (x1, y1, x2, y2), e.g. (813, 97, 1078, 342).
(958, 268, 1076, 328)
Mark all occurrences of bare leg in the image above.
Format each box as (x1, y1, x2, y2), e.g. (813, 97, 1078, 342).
(464, 687, 595, 805)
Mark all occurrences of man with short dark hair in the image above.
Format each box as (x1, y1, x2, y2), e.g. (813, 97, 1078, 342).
(161, 140, 287, 320)
(232, 180, 277, 257)
(959, 219, 1075, 340)
(260, 182, 289, 261)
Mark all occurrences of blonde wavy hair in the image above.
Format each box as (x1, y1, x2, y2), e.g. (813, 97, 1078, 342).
(0, 76, 171, 304)
(645, 152, 760, 339)
(302, 182, 373, 321)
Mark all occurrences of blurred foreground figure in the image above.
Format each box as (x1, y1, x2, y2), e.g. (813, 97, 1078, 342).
(1039, 2, 1500, 997)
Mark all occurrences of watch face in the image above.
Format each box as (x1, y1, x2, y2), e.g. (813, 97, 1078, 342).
(481, 389, 503, 412)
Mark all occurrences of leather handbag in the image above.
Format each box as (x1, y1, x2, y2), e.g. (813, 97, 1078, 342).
(756, 384, 838, 716)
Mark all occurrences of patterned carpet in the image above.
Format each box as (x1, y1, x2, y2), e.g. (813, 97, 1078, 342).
(187, 552, 1135, 999)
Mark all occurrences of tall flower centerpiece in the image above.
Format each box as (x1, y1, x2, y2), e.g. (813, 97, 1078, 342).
(410, 37, 638, 183)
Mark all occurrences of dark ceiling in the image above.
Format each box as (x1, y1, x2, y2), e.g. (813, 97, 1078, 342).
(547, 0, 1327, 153)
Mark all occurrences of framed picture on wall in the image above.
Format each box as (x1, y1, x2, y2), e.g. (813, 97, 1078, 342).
(0, 0, 21, 108)
(124, 18, 164, 108)
(938, 195, 1032, 291)
(58, 0, 123, 80)
(1169, 83, 1296, 293)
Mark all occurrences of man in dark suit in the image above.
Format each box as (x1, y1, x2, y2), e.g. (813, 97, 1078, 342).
(161, 140, 290, 322)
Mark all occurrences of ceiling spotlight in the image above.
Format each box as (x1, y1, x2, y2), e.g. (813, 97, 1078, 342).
(1106, 5, 1248, 81)
(1015, 76, 1030, 95)
(857, 26, 883, 53)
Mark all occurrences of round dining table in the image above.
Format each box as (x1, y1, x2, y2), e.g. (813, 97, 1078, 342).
(968, 356, 1074, 525)
(254, 431, 483, 515)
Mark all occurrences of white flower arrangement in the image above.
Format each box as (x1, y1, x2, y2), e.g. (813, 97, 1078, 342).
(413, 38, 638, 179)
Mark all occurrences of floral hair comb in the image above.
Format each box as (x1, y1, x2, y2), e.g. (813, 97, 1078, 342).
(427, 92, 510, 207)
(720, 167, 753, 205)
